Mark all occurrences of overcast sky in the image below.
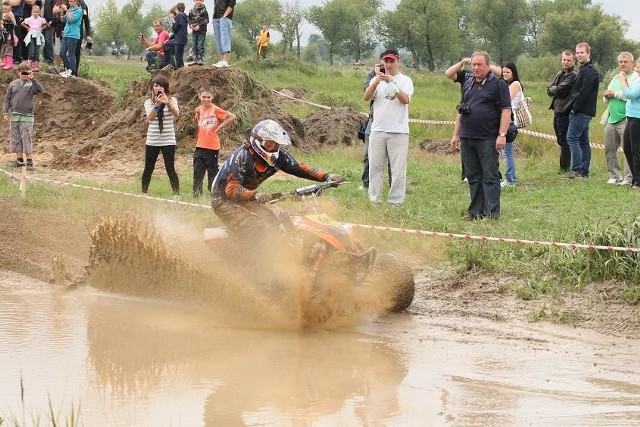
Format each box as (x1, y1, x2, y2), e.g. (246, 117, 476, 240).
(93, 0, 640, 43)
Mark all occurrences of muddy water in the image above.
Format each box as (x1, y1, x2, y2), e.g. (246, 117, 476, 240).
(1, 271, 639, 426)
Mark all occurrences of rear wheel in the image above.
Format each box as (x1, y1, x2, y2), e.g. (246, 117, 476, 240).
(370, 253, 415, 312)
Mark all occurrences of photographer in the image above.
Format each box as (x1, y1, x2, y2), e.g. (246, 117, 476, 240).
(450, 51, 511, 220)
(141, 74, 180, 198)
(140, 20, 169, 72)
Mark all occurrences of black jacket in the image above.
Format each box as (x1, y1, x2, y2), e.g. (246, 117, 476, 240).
(547, 67, 578, 114)
(565, 60, 600, 117)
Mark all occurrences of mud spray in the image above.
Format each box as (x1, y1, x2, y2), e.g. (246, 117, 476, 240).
(84, 210, 388, 330)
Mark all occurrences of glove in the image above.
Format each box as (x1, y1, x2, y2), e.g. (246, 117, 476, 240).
(254, 192, 272, 204)
(326, 174, 345, 184)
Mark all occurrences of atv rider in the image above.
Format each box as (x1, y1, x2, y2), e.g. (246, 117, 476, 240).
(211, 119, 345, 240)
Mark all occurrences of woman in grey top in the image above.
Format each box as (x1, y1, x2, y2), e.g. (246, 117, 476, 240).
(142, 74, 180, 197)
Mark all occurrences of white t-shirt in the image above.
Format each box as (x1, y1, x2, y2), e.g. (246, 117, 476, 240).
(144, 97, 179, 146)
(370, 72, 414, 134)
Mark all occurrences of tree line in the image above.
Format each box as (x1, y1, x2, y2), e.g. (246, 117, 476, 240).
(93, 0, 639, 71)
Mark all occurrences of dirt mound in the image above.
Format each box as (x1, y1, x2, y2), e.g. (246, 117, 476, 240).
(0, 67, 364, 172)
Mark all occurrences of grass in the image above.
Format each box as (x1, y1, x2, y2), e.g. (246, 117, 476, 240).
(2, 58, 639, 309)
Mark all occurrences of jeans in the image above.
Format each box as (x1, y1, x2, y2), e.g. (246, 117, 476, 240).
(27, 37, 39, 61)
(59, 37, 79, 75)
(163, 40, 185, 68)
(623, 117, 640, 186)
(553, 113, 571, 171)
(145, 51, 162, 71)
(192, 30, 206, 60)
(42, 26, 54, 63)
(193, 147, 219, 197)
(567, 112, 592, 176)
(604, 120, 632, 181)
(502, 140, 516, 183)
(213, 18, 232, 54)
(141, 145, 180, 195)
(460, 137, 501, 218)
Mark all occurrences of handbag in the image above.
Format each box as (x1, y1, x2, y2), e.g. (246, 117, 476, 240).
(513, 96, 532, 128)
(506, 122, 518, 143)
(357, 121, 367, 142)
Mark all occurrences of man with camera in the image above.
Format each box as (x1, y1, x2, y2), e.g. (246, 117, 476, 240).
(364, 48, 414, 207)
(140, 20, 169, 72)
(450, 51, 511, 220)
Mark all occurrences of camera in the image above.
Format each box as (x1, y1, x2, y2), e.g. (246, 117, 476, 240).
(379, 65, 385, 74)
(139, 33, 143, 38)
(456, 103, 471, 115)
(20, 71, 30, 76)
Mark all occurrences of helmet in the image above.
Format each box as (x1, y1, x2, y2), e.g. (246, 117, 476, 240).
(249, 119, 292, 166)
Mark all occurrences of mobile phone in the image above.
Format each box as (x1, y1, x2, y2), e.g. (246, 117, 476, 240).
(379, 65, 386, 74)
(20, 71, 30, 76)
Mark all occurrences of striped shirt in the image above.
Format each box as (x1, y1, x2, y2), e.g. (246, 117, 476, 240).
(144, 97, 179, 146)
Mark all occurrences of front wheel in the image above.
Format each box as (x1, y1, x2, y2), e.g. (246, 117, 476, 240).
(370, 253, 415, 312)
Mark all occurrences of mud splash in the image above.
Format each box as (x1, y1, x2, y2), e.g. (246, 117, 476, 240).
(84, 210, 392, 330)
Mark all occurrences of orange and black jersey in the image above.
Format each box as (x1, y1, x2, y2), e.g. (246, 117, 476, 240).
(211, 142, 328, 201)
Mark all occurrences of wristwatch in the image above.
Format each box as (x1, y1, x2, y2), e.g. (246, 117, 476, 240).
(499, 132, 506, 137)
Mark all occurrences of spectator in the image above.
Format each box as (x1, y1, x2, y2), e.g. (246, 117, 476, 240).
(211, 0, 234, 68)
(140, 20, 169, 72)
(192, 85, 236, 197)
(51, 0, 65, 69)
(450, 51, 511, 220)
(21, 4, 47, 71)
(57, 0, 81, 77)
(602, 51, 636, 185)
(364, 48, 414, 207)
(445, 56, 502, 181)
(142, 75, 180, 198)
(620, 58, 640, 189)
(41, 0, 54, 64)
(71, 0, 90, 77)
(501, 62, 525, 187)
(10, 0, 25, 65)
(163, 2, 188, 69)
(565, 42, 600, 179)
(547, 49, 578, 172)
(2, 62, 44, 170)
(256, 23, 269, 60)
(187, 0, 208, 66)
(1, 0, 17, 70)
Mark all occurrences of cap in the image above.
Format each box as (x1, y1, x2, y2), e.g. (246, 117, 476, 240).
(380, 49, 399, 61)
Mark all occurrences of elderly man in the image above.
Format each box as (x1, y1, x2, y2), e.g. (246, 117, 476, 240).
(450, 51, 511, 220)
(364, 48, 414, 207)
(602, 51, 637, 185)
(565, 42, 600, 179)
(547, 49, 578, 172)
(140, 20, 169, 72)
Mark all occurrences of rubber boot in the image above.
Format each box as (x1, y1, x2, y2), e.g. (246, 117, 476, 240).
(0, 56, 6, 69)
(3, 56, 14, 70)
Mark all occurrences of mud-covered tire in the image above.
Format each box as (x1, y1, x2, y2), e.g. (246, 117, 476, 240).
(371, 253, 415, 312)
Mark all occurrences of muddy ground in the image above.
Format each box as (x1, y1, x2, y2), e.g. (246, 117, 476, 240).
(0, 65, 637, 338)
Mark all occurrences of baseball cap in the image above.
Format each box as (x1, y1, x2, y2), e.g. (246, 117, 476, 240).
(380, 49, 399, 61)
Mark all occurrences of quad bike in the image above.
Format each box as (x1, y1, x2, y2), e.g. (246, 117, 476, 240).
(204, 182, 415, 313)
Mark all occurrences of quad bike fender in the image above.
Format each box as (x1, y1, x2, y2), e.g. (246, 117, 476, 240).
(204, 227, 230, 251)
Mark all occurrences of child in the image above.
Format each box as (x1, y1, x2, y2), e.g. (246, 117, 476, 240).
(187, 0, 209, 65)
(21, 5, 48, 72)
(256, 23, 269, 60)
(193, 85, 235, 197)
(162, 3, 188, 69)
(2, 63, 44, 170)
(1, 0, 16, 70)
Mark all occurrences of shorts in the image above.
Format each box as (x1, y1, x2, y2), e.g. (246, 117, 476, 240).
(9, 121, 33, 154)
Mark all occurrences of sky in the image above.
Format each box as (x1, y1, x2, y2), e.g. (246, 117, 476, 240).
(97, 0, 640, 43)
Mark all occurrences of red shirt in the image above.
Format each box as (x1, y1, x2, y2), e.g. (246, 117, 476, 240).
(155, 30, 169, 56)
(195, 104, 230, 150)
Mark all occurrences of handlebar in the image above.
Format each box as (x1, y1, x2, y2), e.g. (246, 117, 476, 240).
(267, 181, 347, 203)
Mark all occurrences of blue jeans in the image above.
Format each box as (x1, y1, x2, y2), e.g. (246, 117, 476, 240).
(461, 137, 501, 218)
(502, 140, 516, 183)
(27, 37, 39, 61)
(145, 51, 162, 71)
(42, 26, 54, 63)
(567, 112, 592, 176)
(553, 112, 571, 171)
(59, 37, 78, 75)
(163, 40, 186, 68)
(192, 30, 206, 60)
(213, 18, 232, 54)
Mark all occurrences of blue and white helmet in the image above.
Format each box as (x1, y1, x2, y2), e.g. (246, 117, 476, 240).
(249, 119, 292, 166)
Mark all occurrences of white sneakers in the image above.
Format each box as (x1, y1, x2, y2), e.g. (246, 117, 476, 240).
(607, 178, 619, 184)
(59, 69, 73, 78)
(213, 60, 229, 68)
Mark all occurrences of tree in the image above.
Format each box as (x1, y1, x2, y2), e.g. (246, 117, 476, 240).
(95, 0, 128, 57)
(233, 0, 282, 42)
(307, 0, 355, 65)
(468, 0, 529, 65)
(275, 1, 306, 58)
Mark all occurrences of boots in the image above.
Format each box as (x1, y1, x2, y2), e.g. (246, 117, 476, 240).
(0, 56, 6, 69)
(3, 56, 14, 70)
